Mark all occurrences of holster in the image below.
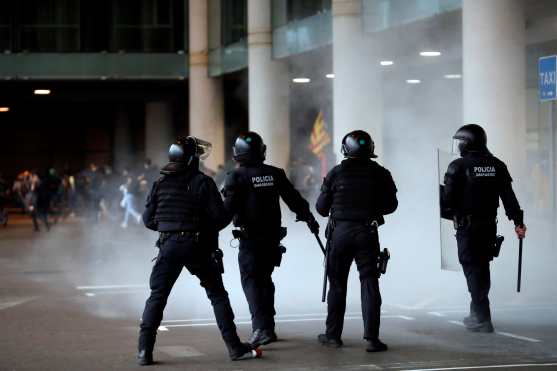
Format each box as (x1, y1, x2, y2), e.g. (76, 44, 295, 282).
(275, 244, 287, 267)
(212, 248, 225, 274)
(377, 248, 390, 276)
(492, 235, 504, 258)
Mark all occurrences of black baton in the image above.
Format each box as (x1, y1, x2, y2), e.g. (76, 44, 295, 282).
(517, 237, 523, 292)
(311, 232, 328, 303)
(322, 248, 328, 303)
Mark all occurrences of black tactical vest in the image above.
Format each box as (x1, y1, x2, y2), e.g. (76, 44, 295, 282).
(457, 155, 503, 218)
(330, 160, 382, 222)
(154, 171, 203, 231)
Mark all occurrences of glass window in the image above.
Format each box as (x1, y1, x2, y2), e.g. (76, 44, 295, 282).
(3, 0, 186, 53)
(19, 0, 80, 52)
(363, 0, 461, 32)
(111, 0, 178, 52)
(0, 4, 11, 51)
(272, 0, 331, 29)
(287, 0, 331, 21)
(221, 0, 246, 46)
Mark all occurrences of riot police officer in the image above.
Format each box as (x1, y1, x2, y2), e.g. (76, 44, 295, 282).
(137, 137, 260, 365)
(222, 132, 319, 347)
(442, 124, 526, 333)
(316, 130, 398, 352)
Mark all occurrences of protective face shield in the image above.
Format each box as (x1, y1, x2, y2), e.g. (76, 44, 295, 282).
(168, 136, 212, 164)
(191, 137, 212, 160)
(452, 138, 467, 155)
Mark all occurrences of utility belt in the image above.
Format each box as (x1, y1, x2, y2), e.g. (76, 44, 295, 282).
(326, 218, 379, 238)
(232, 226, 288, 267)
(157, 230, 200, 247)
(156, 230, 225, 274)
(453, 215, 505, 258)
(232, 226, 287, 241)
(453, 215, 496, 229)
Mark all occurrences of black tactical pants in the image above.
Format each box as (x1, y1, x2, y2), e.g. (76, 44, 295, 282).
(326, 221, 381, 340)
(238, 237, 279, 332)
(461, 262, 491, 322)
(456, 221, 496, 322)
(139, 234, 241, 353)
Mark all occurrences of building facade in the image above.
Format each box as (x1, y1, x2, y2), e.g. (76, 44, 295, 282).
(1, 0, 556, 234)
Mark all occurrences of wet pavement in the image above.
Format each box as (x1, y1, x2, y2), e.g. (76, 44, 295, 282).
(1, 216, 556, 371)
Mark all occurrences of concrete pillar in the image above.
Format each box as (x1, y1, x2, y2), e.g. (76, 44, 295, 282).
(145, 101, 174, 167)
(113, 109, 133, 171)
(332, 0, 383, 163)
(189, 0, 225, 171)
(463, 0, 526, 173)
(248, 0, 290, 168)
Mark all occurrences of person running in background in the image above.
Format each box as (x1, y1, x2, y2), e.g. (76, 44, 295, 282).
(119, 175, 142, 228)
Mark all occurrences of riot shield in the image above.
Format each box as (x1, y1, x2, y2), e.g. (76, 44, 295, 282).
(437, 149, 460, 271)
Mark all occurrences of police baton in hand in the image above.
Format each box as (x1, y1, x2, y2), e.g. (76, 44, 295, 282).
(298, 218, 327, 301)
(312, 233, 328, 303)
(517, 237, 523, 293)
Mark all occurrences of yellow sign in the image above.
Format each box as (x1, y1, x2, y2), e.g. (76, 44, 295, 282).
(309, 111, 331, 155)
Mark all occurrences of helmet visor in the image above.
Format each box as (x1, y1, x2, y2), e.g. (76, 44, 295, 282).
(452, 138, 466, 155)
(190, 137, 213, 160)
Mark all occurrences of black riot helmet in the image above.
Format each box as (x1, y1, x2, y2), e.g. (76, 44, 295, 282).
(341, 130, 377, 159)
(452, 124, 488, 155)
(168, 136, 212, 164)
(233, 132, 266, 164)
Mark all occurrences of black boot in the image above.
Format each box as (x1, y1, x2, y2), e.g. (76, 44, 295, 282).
(229, 342, 262, 361)
(249, 329, 278, 347)
(317, 333, 343, 348)
(465, 319, 494, 333)
(137, 349, 154, 366)
(366, 338, 388, 352)
(463, 312, 478, 327)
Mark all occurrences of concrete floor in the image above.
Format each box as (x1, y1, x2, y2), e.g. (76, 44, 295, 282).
(1, 216, 556, 371)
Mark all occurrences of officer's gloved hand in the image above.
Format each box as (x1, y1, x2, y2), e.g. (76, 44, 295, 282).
(515, 224, 527, 239)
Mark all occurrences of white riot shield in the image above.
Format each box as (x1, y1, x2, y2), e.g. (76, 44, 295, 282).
(437, 149, 460, 271)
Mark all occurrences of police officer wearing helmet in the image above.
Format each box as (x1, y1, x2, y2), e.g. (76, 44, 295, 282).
(442, 124, 526, 333)
(138, 136, 260, 365)
(316, 130, 398, 352)
(222, 131, 319, 347)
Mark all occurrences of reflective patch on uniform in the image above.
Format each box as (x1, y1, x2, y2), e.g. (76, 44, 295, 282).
(472, 166, 496, 177)
(252, 175, 275, 188)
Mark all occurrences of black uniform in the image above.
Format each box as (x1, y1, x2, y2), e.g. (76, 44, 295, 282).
(222, 163, 312, 333)
(138, 162, 245, 357)
(442, 152, 523, 323)
(316, 158, 397, 341)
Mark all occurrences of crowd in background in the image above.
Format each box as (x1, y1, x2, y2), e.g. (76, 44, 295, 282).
(0, 157, 318, 232)
(0, 159, 160, 232)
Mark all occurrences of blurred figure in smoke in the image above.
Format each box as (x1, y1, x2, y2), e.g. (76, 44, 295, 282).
(12, 170, 32, 213)
(62, 174, 78, 218)
(45, 168, 63, 223)
(137, 136, 261, 365)
(442, 124, 526, 333)
(119, 175, 142, 228)
(84, 163, 102, 222)
(222, 132, 319, 347)
(316, 130, 398, 352)
(28, 171, 51, 232)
